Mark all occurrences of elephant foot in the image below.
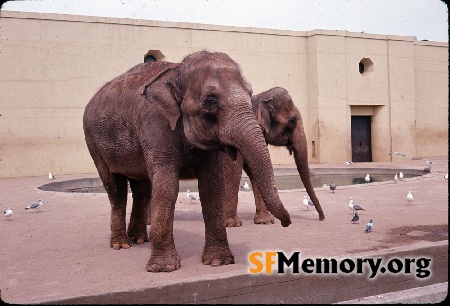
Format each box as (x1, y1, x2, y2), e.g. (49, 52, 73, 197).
(127, 228, 149, 245)
(202, 248, 235, 266)
(254, 211, 275, 225)
(146, 253, 181, 272)
(225, 215, 242, 227)
(110, 237, 132, 250)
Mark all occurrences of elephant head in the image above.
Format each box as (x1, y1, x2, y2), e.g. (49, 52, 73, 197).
(142, 52, 291, 226)
(254, 87, 324, 220)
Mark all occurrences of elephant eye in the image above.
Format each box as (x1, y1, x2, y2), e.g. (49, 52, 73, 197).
(283, 117, 297, 135)
(202, 94, 220, 111)
(287, 117, 297, 128)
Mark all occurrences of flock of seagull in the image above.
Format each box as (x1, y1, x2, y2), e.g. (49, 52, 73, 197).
(4, 164, 448, 229)
(3, 199, 43, 221)
(304, 160, 447, 233)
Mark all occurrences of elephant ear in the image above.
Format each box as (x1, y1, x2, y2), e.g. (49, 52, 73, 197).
(257, 98, 273, 134)
(139, 62, 181, 131)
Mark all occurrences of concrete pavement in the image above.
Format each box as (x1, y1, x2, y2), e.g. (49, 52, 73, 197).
(0, 156, 448, 304)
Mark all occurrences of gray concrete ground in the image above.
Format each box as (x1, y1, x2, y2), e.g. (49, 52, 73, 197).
(0, 156, 448, 304)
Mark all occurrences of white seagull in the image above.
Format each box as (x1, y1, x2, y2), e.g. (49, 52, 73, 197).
(365, 174, 371, 184)
(394, 174, 398, 183)
(49, 172, 55, 180)
(25, 199, 43, 211)
(426, 160, 434, 166)
(406, 191, 414, 204)
(445, 173, 448, 180)
(399, 172, 404, 180)
(365, 219, 373, 233)
(303, 196, 315, 210)
(4, 207, 13, 220)
(345, 161, 353, 165)
(186, 190, 200, 203)
(349, 197, 366, 213)
(389, 151, 406, 157)
(240, 181, 251, 191)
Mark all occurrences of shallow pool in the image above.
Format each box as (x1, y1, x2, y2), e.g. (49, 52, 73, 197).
(38, 172, 421, 193)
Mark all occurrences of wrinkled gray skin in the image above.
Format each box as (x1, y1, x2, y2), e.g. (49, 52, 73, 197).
(83, 51, 291, 272)
(224, 87, 325, 227)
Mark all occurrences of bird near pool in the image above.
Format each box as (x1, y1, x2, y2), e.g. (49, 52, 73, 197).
(351, 212, 359, 224)
(365, 219, 373, 233)
(349, 197, 366, 213)
(240, 181, 250, 191)
(389, 151, 406, 157)
(303, 196, 314, 210)
(25, 199, 43, 211)
(4, 207, 13, 220)
(186, 190, 200, 203)
(329, 182, 336, 193)
(406, 191, 414, 204)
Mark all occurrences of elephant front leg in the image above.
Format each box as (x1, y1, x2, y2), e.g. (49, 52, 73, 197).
(197, 152, 235, 266)
(146, 170, 181, 272)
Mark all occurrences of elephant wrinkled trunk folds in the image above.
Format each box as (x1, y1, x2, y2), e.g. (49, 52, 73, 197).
(223, 110, 292, 227)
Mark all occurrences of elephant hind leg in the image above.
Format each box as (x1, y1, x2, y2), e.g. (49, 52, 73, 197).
(127, 178, 151, 245)
(243, 164, 274, 225)
(103, 173, 130, 250)
(85, 138, 131, 249)
(252, 183, 275, 225)
(224, 152, 243, 227)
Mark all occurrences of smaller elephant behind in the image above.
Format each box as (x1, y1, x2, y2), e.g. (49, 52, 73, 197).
(224, 87, 325, 227)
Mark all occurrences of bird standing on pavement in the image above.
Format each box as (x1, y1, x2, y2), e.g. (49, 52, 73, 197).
(389, 151, 406, 157)
(394, 174, 398, 183)
(444, 173, 448, 180)
(424, 161, 434, 172)
(240, 181, 251, 191)
(186, 190, 200, 203)
(4, 207, 13, 220)
(349, 197, 366, 213)
(406, 191, 414, 204)
(365, 174, 371, 184)
(365, 219, 373, 233)
(330, 182, 336, 193)
(351, 212, 359, 224)
(399, 172, 404, 180)
(49, 172, 55, 180)
(303, 196, 314, 210)
(25, 199, 43, 211)
(345, 161, 353, 165)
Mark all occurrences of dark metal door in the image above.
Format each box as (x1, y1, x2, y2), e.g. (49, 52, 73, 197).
(351, 116, 372, 162)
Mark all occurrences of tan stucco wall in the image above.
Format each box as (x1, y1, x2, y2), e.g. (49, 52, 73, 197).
(0, 11, 447, 177)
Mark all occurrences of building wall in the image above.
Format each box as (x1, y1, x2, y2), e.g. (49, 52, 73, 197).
(0, 11, 447, 177)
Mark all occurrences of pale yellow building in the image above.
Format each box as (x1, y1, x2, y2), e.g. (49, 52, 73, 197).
(0, 11, 448, 177)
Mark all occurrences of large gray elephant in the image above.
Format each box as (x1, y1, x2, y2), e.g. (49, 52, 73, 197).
(83, 51, 291, 272)
(224, 87, 325, 227)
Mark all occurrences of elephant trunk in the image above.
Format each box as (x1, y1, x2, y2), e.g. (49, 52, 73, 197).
(223, 110, 291, 227)
(291, 122, 325, 220)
